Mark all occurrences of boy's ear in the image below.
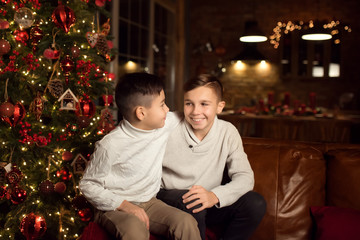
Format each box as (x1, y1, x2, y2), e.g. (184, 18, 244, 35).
(216, 101, 226, 114)
(135, 106, 146, 121)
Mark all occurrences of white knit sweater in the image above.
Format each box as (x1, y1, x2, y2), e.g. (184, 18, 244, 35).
(79, 112, 180, 211)
(161, 117, 254, 208)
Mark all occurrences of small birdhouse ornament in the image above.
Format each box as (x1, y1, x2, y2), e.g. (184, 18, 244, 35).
(58, 88, 79, 110)
(71, 153, 88, 175)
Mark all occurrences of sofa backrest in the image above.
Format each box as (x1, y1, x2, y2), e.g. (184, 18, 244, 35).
(242, 138, 326, 240)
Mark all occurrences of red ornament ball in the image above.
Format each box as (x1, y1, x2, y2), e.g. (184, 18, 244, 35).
(14, 29, 29, 43)
(52, 3, 76, 33)
(2, 101, 26, 127)
(6, 165, 23, 185)
(78, 208, 93, 221)
(62, 151, 73, 161)
(39, 180, 55, 195)
(0, 39, 11, 56)
(10, 186, 27, 204)
(0, 101, 15, 117)
(72, 195, 90, 210)
(20, 213, 47, 240)
(43, 48, 60, 60)
(54, 182, 66, 194)
(71, 46, 80, 58)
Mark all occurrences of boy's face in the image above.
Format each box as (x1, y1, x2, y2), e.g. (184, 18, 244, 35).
(184, 86, 225, 140)
(142, 90, 169, 130)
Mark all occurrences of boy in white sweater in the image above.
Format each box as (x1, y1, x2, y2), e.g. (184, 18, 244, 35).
(158, 74, 266, 240)
(79, 73, 201, 240)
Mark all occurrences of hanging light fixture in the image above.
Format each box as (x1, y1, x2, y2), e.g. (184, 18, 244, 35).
(233, 43, 267, 61)
(239, 21, 268, 43)
(301, 20, 332, 40)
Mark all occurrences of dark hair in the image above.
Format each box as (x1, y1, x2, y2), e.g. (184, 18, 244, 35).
(183, 74, 223, 101)
(115, 72, 164, 120)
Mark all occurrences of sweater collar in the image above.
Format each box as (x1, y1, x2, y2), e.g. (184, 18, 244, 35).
(183, 116, 219, 152)
(121, 118, 156, 138)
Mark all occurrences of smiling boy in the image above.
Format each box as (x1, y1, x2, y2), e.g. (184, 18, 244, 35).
(158, 74, 266, 240)
(79, 73, 201, 240)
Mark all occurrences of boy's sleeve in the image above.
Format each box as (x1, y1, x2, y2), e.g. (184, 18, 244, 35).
(166, 111, 183, 129)
(79, 142, 124, 211)
(211, 128, 254, 208)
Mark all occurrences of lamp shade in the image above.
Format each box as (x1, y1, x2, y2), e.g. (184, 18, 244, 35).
(301, 21, 332, 40)
(240, 21, 268, 43)
(233, 43, 266, 61)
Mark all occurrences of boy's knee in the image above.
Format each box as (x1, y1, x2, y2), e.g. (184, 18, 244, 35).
(241, 191, 267, 222)
(170, 211, 201, 239)
(113, 214, 149, 240)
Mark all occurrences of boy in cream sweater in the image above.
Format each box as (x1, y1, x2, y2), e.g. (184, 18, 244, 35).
(159, 74, 266, 240)
(80, 73, 201, 240)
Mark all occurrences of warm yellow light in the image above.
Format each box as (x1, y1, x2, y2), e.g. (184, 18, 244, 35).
(234, 60, 246, 71)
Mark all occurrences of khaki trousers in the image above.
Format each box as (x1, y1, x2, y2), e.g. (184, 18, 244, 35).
(94, 197, 201, 240)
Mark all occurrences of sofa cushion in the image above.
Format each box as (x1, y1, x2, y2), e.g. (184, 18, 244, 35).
(311, 206, 360, 240)
(243, 138, 326, 240)
(325, 148, 360, 211)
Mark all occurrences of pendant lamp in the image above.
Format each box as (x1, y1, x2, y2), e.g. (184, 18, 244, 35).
(239, 21, 267, 43)
(301, 21, 332, 40)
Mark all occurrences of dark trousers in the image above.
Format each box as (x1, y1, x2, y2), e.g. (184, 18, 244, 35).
(157, 189, 266, 240)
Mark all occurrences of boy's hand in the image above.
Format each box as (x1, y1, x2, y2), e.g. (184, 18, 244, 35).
(116, 200, 149, 229)
(182, 185, 219, 213)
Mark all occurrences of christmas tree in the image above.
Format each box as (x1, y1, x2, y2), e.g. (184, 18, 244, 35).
(0, 0, 115, 239)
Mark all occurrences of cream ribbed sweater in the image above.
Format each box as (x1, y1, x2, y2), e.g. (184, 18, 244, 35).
(161, 117, 254, 208)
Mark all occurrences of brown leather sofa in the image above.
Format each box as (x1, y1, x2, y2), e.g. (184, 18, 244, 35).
(81, 137, 360, 240)
(242, 137, 360, 240)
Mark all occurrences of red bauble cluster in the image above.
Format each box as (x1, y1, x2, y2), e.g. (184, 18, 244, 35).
(10, 185, 27, 204)
(56, 167, 71, 181)
(72, 195, 93, 221)
(20, 213, 47, 240)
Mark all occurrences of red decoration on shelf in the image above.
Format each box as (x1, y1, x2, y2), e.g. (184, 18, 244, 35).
(10, 185, 27, 204)
(309, 92, 316, 110)
(52, 3, 76, 33)
(1, 101, 26, 126)
(20, 213, 47, 240)
(60, 55, 74, 84)
(76, 97, 96, 117)
(39, 180, 55, 195)
(0, 101, 14, 117)
(0, 39, 11, 56)
(14, 29, 29, 43)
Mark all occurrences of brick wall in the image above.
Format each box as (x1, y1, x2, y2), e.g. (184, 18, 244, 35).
(188, 0, 360, 110)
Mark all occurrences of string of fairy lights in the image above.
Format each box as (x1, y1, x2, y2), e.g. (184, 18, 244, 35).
(269, 20, 352, 49)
